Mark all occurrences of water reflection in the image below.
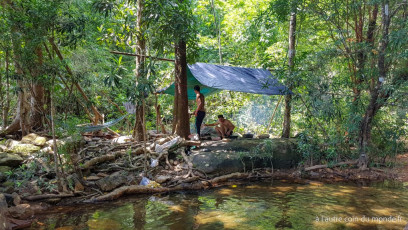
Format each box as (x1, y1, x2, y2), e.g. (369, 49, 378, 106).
(29, 181, 408, 230)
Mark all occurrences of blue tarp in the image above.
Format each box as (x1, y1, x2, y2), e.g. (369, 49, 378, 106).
(157, 63, 291, 100)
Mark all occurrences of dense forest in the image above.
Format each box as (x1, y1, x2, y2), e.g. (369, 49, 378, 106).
(0, 0, 407, 172)
(1, 0, 408, 229)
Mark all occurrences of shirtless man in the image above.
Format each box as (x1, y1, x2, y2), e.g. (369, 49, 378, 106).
(205, 115, 235, 138)
(193, 85, 206, 137)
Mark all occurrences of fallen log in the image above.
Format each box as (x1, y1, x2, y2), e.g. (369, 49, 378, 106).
(304, 160, 358, 172)
(9, 218, 32, 230)
(23, 193, 75, 201)
(90, 172, 250, 202)
(80, 147, 148, 169)
(90, 185, 172, 202)
(209, 172, 247, 184)
(81, 155, 116, 169)
(180, 140, 201, 147)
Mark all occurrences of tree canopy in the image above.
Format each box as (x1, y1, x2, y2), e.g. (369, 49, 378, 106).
(0, 0, 407, 168)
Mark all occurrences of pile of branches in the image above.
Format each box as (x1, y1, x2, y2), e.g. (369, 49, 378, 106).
(21, 134, 220, 203)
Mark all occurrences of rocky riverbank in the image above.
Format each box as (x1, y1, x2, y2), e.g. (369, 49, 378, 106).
(0, 133, 404, 229)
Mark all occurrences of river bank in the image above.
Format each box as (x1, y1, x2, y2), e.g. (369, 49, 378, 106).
(0, 133, 407, 229)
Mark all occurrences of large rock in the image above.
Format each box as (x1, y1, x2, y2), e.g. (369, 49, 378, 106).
(191, 138, 299, 175)
(8, 204, 34, 219)
(1, 181, 15, 194)
(9, 144, 41, 157)
(21, 133, 47, 146)
(0, 194, 12, 230)
(95, 171, 128, 192)
(5, 140, 19, 149)
(0, 166, 11, 182)
(0, 153, 24, 167)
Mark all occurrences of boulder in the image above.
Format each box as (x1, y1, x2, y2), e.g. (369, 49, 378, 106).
(74, 181, 84, 193)
(191, 138, 299, 175)
(10, 143, 41, 157)
(11, 193, 21, 206)
(5, 139, 19, 149)
(45, 139, 65, 148)
(0, 194, 12, 230)
(8, 204, 33, 219)
(155, 175, 171, 184)
(1, 181, 15, 194)
(0, 166, 11, 182)
(21, 133, 47, 146)
(0, 153, 24, 167)
(95, 171, 128, 192)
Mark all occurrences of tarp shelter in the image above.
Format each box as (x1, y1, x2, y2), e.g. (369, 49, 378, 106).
(157, 63, 291, 100)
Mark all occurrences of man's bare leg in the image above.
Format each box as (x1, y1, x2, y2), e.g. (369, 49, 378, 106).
(215, 126, 224, 138)
(220, 124, 229, 138)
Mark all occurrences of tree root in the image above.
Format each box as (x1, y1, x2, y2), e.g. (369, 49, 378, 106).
(89, 185, 172, 202)
(80, 147, 148, 169)
(23, 193, 75, 201)
(89, 172, 249, 202)
(304, 160, 358, 171)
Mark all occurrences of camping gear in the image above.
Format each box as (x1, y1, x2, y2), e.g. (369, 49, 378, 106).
(157, 63, 292, 100)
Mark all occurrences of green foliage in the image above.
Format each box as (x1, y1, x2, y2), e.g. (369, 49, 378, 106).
(0, 0, 407, 169)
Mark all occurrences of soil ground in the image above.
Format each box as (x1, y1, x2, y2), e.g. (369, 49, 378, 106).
(393, 153, 408, 182)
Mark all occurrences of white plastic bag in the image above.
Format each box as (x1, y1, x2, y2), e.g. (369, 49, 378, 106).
(140, 177, 151, 186)
(155, 136, 181, 153)
(150, 158, 158, 168)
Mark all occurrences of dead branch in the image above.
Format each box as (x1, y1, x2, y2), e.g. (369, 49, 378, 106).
(304, 160, 358, 171)
(90, 185, 172, 202)
(23, 193, 75, 201)
(180, 148, 194, 178)
(209, 172, 248, 184)
(81, 155, 116, 169)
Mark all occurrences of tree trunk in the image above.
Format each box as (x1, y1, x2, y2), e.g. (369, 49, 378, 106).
(29, 47, 45, 130)
(358, 0, 390, 169)
(172, 77, 179, 134)
(133, 0, 147, 141)
(0, 53, 3, 128)
(174, 40, 190, 138)
(281, 94, 292, 138)
(2, 49, 10, 129)
(18, 81, 31, 136)
(282, 11, 296, 138)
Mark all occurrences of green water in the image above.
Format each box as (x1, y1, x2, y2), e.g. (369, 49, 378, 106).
(28, 180, 408, 230)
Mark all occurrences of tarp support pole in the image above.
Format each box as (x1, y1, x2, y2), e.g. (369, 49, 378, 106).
(266, 95, 283, 133)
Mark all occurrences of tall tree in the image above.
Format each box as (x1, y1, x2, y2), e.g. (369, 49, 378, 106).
(282, 3, 297, 138)
(174, 39, 190, 138)
(133, 0, 147, 141)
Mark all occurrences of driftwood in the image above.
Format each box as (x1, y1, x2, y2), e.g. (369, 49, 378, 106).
(180, 140, 201, 147)
(9, 218, 32, 230)
(180, 148, 194, 178)
(90, 185, 172, 202)
(304, 160, 358, 171)
(80, 147, 147, 169)
(90, 172, 249, 202)
(209, 172, 247, 184)
(81, 155, 116, 169)
(23, 193, 75, 201)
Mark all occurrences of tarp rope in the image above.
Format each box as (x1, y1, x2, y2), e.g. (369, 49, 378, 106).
(79, 113, 129, 132)
(79, 102, 136, 132)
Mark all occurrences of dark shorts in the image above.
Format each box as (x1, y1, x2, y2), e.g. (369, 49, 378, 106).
(226, 130, 233, 137)
(195, 111, 206, 136)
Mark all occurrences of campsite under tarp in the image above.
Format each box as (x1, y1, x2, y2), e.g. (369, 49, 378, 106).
(157, 63, 292, 100)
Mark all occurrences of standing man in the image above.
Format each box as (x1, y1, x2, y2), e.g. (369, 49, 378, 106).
(193, 85, 206, 138)
(205, 115, 235, 139)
